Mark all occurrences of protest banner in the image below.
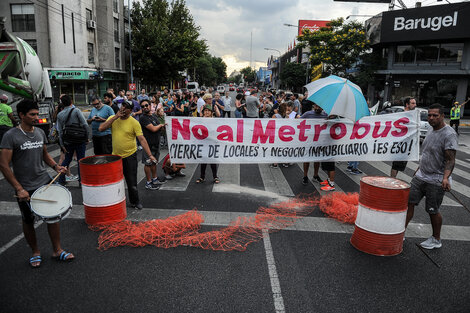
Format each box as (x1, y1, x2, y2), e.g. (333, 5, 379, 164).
(166, 111, 420, 164)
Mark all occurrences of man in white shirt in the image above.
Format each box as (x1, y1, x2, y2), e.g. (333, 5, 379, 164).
(222, 91, 232, 118)
(196, 91, 206, 116)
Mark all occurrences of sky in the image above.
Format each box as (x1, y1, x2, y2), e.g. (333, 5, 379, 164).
(136, 0, 466, 76)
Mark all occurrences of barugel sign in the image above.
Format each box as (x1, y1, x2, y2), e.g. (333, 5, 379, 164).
(380, 2, 470, 43)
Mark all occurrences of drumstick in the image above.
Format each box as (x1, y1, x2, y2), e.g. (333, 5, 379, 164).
(44, 171, 63, 191)
(14, 195, 57, 203)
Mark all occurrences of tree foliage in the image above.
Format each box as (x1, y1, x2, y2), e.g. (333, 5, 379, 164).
(194, 53, 227, 86)
(299, 18, 370, 78)
(240, 67, 256, 84)
(280, 62, 306, 91)
(131, 0, 206, 86)
(228, 74, 242, 85)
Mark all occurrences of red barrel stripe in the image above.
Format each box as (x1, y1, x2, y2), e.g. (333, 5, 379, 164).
(350, 226, 404, 256)
(79, 155, 123, 185)
(359, 180, 410, 212)
(84, 201, 127, 225)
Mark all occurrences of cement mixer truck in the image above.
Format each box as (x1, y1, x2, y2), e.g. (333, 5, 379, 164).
(0, 17, 55, 135)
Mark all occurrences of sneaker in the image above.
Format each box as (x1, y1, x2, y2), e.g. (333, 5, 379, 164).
(321, 184, 336, 191)
(152, 178, 165, 185)
(302, 176, 308, 185)
(134, 203, 143, 210)
(65, 174, 79, 182)
(282, 163, 289, 168)
(270, 164, 278, 168)
(313, 176, 323, 183)
(145, 182, 160, 190)
(165, 175, 173, 180)
(420, 236, 442, 249)
(351, 169, 362, 175)
(320, 179, 329, 186)
(175, 171, 186, 177)
(346, 166, 353, 172)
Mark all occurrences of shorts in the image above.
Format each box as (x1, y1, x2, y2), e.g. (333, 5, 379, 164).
(391, 161, 407, 172)
(142, 144, 160, 165)
(17, 188, 39, 224)
(408, 177, 445, 214)
(321, 162, 335, 172)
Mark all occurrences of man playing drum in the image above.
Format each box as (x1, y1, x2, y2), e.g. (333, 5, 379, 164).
(0, 99, 74, 268)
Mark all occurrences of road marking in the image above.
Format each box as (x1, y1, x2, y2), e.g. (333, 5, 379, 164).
(259, 164, 294, 197)
(213, 164, 240, 193)
(1, 202, 469, 241)
(0, 221, 43, 256)
(263, 229, 285, 313)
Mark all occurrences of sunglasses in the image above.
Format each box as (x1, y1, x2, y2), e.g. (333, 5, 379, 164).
(92, 102, 100, 105)
(142, 104, 150, 107)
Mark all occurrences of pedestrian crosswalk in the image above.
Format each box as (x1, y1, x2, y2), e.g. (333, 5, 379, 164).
(0, 143, 469, 211)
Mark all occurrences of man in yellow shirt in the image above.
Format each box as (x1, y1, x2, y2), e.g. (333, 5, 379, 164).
(99, 100, 156, 209)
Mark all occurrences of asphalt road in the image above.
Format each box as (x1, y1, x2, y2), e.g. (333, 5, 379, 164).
(1, 122, 470, 312)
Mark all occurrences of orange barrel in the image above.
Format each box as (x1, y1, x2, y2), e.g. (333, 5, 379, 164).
(350, 176, 410, 256)
(79, 155, 126, 225)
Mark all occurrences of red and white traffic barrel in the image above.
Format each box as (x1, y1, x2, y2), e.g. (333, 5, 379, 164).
(350, 176, 410, 256)
(79, 155, 126, 225)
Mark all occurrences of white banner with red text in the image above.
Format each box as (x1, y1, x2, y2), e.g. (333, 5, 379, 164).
(166, 111, 420, 164)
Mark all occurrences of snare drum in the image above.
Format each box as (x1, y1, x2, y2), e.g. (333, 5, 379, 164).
(30, 184, 72, 224)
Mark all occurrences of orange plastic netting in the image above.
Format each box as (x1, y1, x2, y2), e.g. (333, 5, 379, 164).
(319, 192, 359, 224)
(90, 193, 359, 251)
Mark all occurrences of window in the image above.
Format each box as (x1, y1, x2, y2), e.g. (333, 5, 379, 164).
(113, 0, 119, 13)
(86, 9, 92, 21)
(415, 44, 439, 63)
(11, 4, 35, 32)
(24, 39, 37, 53)
(439, 43, 463, 63)
(114, 18, 120, 42)
(395, 45, 415, 63)
(115, 48, 120, 68)
(88, 43, 94, 64)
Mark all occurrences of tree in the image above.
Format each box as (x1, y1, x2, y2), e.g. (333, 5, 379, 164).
(228, 74, 242, 85)
(280, 62, 305, 91)
(240, 67, 256, 84)
(194, 54, 227, 86)
(131, 0, 206, 86)
(298, 18, 370, 78)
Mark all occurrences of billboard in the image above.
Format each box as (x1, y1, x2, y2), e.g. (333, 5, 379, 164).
(298, 20, 330, 36)
(380, 2, 470, 43)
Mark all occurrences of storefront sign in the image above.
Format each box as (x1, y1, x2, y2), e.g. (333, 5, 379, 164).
(129, 83, 136, 91)
(380, 2, 470, 43)
(166, 111, 419, 164)
(298, 20, 330, 36)
(49, 70, 93, 80)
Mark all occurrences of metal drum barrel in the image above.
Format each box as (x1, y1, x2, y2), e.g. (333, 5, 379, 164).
(350, 176, 410, 256)
(79, 155, 126, 225)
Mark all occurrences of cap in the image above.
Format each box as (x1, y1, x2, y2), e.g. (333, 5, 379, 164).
(454, 101, 459, 105)
(202, 93, 213, 100)
(202, 104, 212, 112)
(0, 94, 8, 102)
(244, 91, 250, 96)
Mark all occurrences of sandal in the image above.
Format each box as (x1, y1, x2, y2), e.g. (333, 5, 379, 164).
(214, 177, 220, 184)
(29, 255, 42, 268)
(52, 250, 75, 262)
(196, 178, 205, 184)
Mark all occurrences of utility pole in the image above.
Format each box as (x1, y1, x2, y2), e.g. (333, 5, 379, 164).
(128, 0, 134, 84)
(250, 31, 253, 70)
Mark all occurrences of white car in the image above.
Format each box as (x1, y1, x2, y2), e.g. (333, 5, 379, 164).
(379, 106, 431, 140)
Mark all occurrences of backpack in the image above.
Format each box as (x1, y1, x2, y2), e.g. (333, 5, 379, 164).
(61, 108, 87, 144)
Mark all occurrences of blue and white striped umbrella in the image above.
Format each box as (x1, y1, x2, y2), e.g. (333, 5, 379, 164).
(304, 75, 370, 121)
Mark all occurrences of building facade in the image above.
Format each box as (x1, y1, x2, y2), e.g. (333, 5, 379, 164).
(0, 0, 128, 104)
(367, 2, 470, 115)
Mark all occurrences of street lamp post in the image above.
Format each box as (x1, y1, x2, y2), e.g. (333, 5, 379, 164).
(264, 48, 281, 89)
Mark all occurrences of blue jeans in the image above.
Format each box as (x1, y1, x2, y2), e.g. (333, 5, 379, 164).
(348, 161, 358, 169)
(59, 143, 87, 184)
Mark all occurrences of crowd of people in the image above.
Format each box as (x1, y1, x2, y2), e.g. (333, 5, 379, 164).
(0, 85, 462, 268)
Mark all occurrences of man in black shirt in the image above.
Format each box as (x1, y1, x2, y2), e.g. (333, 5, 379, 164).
(139, 99, 165, 190)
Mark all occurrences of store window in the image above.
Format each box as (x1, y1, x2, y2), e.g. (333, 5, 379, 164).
(415, 44, 439, 63)
(114, 18, 120, 42)
(88, 43, 94, 64)
(115, 48, 120, 68)
(11, 4, 35, 32)
(439, 43, 463, 63)
(395, 45, 415, 63)
(74, 82, 86, 105)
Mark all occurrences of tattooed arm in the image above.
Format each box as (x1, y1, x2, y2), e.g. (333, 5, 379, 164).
(442, 149, 456, 191)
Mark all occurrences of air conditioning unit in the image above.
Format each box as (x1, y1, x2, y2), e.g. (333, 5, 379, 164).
(87, 20, 96, 29)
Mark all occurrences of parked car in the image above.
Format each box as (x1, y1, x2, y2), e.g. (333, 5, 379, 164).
(379, 106, 431, 140)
